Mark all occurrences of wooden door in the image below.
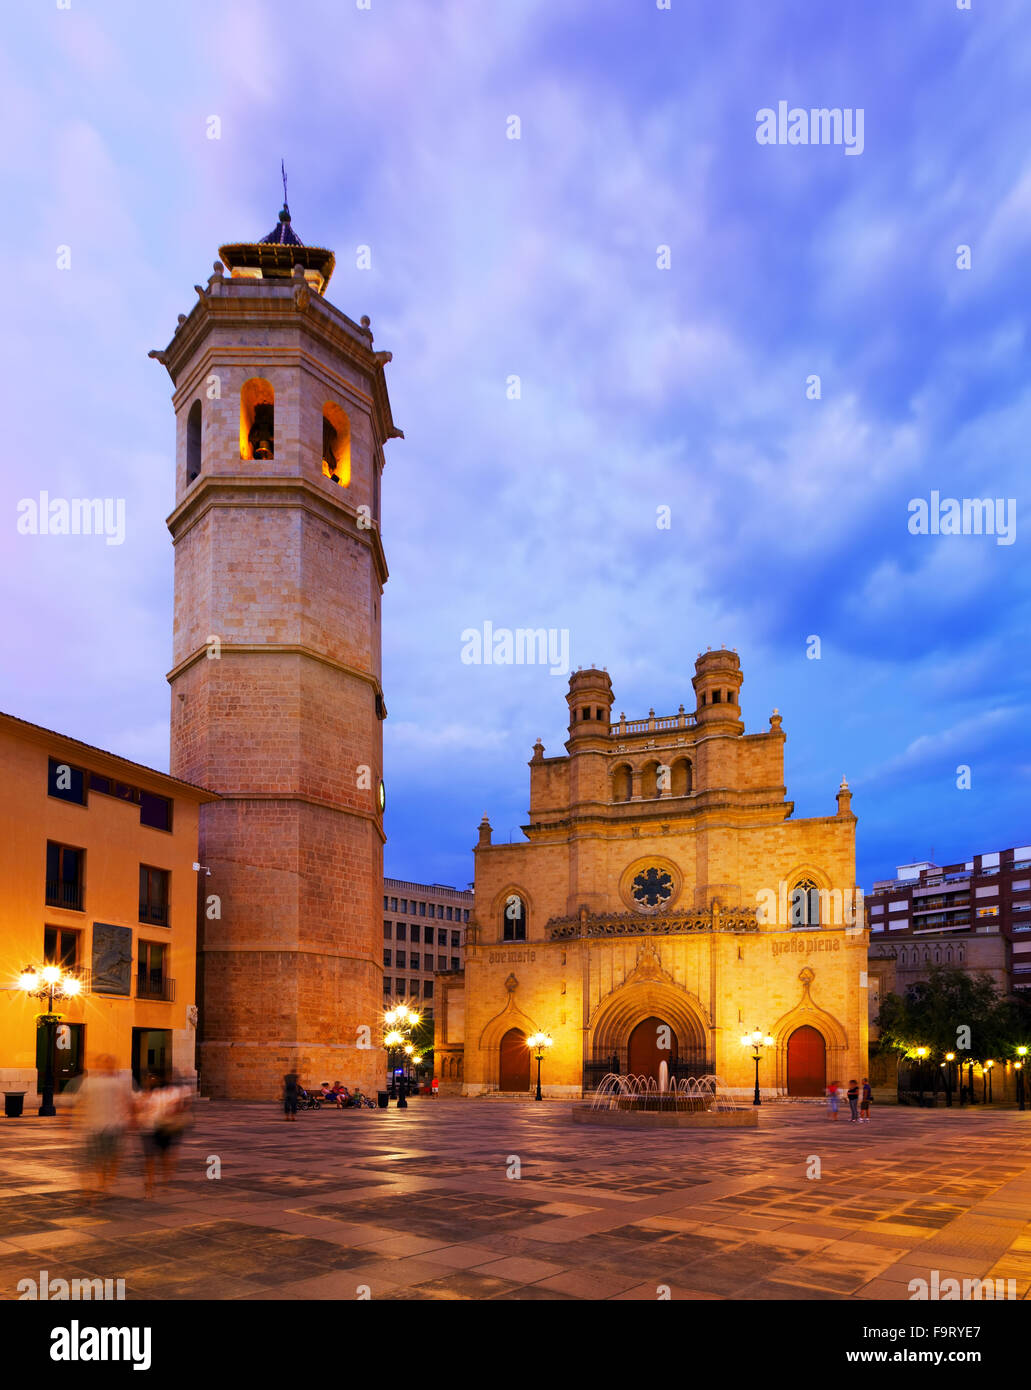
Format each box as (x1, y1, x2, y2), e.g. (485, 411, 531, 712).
(627, 1017, 677, 1080)
(787, 1026, 826, 1096)
(499, 1028, 530, 1092)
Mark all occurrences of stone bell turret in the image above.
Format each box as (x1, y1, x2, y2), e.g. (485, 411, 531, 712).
(692, 647, 744, 731)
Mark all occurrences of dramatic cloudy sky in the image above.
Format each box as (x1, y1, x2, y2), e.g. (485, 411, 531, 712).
(2, 0, 1028, 892)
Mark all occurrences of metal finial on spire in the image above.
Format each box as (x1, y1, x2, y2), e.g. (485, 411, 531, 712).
(282, 159, 288, 211)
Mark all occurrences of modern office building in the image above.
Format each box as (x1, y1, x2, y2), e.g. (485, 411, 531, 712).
(382, 878, 473, 1022)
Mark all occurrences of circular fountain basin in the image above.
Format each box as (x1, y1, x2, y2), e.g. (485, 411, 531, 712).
(572, 1104, 757, 1128)
(573, 1072, 759, 1128)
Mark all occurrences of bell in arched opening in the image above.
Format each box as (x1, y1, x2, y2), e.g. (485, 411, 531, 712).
(249, 402, 275, 460)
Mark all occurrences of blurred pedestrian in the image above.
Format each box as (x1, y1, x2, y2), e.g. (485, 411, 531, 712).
(136, 1075, 186, 1197)
(846, 1079, 860, 1122)
(826, 1079, 840, 1121)
(72, 1054, 133, 1196)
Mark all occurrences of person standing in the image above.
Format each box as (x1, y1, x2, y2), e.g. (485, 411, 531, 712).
(860, 1077, 872, 1123)
(846, 1079, 860, 1122)
(283, 1072, 299, 1120)
(826, 1079, 840, 1121)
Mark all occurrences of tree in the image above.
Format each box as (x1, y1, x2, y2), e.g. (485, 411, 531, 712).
(875, 965, 1018, 1062)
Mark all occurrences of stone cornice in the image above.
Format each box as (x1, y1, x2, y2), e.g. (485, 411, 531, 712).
(165, 474, 388, 588)
(202, 790, 386, 843)
(166, 642, 385, 699)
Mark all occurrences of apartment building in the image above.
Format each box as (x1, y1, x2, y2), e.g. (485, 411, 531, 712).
(0, 712, 215, 1099)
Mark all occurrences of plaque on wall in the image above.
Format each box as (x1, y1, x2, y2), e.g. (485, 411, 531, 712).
(91, 922, 133, 995)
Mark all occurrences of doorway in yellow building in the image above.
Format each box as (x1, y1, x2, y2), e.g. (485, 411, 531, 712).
(132, 1028, 172, 1086)
(787, 1025, 826, 1096)
(35, 1021, 84, 1094)
(627, 1016, 678, 1080)
(499, 1028, 531, 1092)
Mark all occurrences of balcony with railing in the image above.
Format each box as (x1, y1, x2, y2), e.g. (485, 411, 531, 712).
(610, 706, 698, 737)
(135, 974, 176, 1002)
(45, 880, 83, 912)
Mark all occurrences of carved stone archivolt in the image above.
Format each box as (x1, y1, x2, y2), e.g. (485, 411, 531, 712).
(546, 904, 759, 940)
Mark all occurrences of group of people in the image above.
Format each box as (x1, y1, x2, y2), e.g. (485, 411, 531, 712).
(281, 1074, 376, 1117)
(64, 1054, 193, 1197)
(826, 1078, 873, 1123)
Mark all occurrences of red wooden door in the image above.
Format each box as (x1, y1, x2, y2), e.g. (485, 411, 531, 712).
(627, 1017, 677, 1080)
(499, 1028, 530, 1092)
(787, 1026, 826, 1096)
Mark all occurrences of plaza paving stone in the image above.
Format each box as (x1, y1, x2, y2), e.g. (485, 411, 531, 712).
(0, 1098, 1029, 1301)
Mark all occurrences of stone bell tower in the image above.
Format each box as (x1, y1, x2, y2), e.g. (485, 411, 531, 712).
(152, 192, 401, 1098)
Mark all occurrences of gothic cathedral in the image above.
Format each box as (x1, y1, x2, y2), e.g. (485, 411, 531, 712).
(436, 650, 868, 1097)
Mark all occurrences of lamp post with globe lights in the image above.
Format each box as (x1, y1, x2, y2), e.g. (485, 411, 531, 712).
(383, 1004, 420, 1096)
(741, 1028, 774, 1106)
(383, 1003, 421, 1108)
(17, 965, 84, 1117)
(526, 1032, 553, 1101)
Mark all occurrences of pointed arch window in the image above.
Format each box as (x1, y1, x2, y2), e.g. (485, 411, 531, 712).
(790, 878, 821, 929)
(503, 893, 527, 942)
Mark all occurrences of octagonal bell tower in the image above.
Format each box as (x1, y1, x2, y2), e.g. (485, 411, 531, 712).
(152, 195, 402, 1099)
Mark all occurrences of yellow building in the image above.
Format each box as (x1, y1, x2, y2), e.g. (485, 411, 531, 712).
(437, 650, 868, 1098)
(0, 712, 215, 1100)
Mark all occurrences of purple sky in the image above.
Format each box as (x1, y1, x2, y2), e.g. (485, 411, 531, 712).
(2, 0, 1029, 893)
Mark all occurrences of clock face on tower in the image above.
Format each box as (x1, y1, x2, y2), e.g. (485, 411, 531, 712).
(378, 779, 386, 813)
(631, 866, 673, 910)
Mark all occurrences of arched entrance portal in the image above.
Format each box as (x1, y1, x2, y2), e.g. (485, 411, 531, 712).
(499, 1028, 530, 1092)
(627, 1017, 678, 1080)
(787, 1025, 826, 1096)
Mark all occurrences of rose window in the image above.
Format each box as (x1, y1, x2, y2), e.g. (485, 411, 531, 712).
(631, 867, 673, 910)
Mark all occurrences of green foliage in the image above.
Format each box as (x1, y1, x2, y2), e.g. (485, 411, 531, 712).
(874, 965, 1022, 1060)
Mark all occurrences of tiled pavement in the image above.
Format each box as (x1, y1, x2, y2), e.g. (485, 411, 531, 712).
(1, 1099, 1030, 1301)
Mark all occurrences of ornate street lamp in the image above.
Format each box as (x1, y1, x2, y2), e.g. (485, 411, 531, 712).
(943, 1051, 956, 1107)
(384, 1028, 404, 1098)
(383, 1003, 421, 1104)
(983, 1059, 994, 1104)
(741, 1028, 774, 1106)
(526, 1031, 553, 1101)
(17, 965, 84, 1117)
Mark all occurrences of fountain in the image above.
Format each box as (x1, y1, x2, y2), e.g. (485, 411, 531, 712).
(571, 1072, 758, 1128)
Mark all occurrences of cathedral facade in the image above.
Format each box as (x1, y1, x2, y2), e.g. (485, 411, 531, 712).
(436, 650, 868, 1097)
